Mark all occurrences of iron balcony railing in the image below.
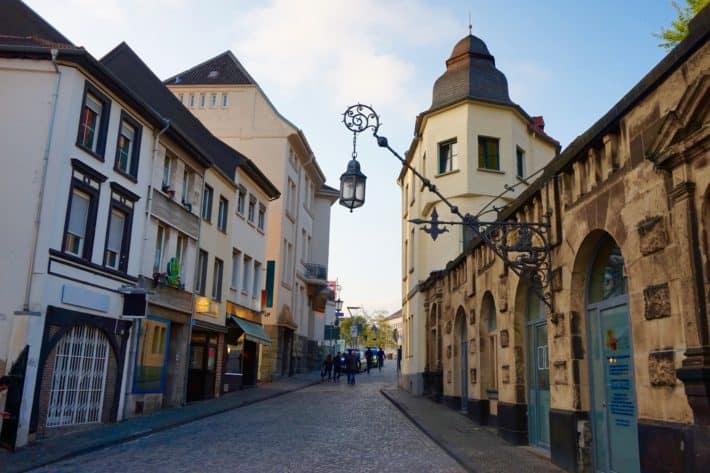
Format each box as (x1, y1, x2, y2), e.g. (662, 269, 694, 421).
(303, 262, 327, 281)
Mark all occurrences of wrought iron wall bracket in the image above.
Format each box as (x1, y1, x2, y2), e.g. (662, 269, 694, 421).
(342, 104, 554, 311)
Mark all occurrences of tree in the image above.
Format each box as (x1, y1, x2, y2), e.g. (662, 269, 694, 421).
(337, 311, 398, 349)
(656, 0, 709, 49)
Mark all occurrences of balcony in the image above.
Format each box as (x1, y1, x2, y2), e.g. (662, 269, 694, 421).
(303, 263, 327, 283)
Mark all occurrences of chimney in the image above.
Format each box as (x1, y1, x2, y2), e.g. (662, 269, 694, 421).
(532, 116, 545, 131)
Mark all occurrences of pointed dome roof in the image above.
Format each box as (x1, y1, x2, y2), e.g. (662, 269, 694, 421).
(431, 34, 513, 110)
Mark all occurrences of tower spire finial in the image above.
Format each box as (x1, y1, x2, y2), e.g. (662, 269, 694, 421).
(468, 12, 472, 35)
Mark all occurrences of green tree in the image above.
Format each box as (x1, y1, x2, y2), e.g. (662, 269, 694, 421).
(656, 0, 709, 49)
(361, 317, 398, 350)
(338, 315, 371, 348)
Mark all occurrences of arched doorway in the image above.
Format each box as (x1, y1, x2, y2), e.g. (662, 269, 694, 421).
(526, 287, 550, 449)
(454, 306, 468, 412)
(480, 292, 498, 400)
(586, 235, 640, 472)
(46, 325, 111, 427)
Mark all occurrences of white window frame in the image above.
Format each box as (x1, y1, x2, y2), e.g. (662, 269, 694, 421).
(231, 249, 242, 289)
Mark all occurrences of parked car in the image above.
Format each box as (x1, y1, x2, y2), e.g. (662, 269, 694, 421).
(344, 348, 365, 372)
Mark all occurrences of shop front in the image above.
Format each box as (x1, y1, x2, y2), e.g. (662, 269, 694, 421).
(187, 320, 225, 402)
(223, 302, 271, 392)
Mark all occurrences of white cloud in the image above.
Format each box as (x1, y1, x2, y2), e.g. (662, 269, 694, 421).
(232, 0, 457, 108)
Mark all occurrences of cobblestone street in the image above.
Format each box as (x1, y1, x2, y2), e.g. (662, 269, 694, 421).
(31, 364, 463, 473)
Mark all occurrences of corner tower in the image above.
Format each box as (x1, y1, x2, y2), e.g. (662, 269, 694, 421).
(399, 32, 559, 395)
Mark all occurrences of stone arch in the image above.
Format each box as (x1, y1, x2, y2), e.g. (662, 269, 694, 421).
(426, 303, 441, 371)
(479, 291, 498, 396)
(454, 305, 468, 410)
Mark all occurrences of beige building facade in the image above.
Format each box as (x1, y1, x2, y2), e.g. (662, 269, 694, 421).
(409, 10, 710, 473)
(165, 54, 337, 379)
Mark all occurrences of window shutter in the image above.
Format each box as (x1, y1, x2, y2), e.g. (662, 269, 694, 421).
(68, 191, 90, 237)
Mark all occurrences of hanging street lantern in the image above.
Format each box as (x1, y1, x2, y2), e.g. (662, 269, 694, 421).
(339, 158, 366, 211)
(334, 298, 344, 312)
(340, 103, 555, 312)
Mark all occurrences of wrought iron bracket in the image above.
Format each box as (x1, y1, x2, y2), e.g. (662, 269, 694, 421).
(342, 104, 554, 312)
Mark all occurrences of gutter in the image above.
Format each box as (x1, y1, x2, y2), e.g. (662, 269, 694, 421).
(15, 48, 61, 317)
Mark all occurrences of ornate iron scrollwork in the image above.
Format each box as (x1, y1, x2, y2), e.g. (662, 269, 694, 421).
(342, 104, 554, 311)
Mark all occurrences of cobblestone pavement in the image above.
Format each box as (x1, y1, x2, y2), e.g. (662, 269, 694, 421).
(31, 364, 464, 473)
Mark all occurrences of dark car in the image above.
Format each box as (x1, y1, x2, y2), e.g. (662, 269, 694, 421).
(344, 349, 365, 372)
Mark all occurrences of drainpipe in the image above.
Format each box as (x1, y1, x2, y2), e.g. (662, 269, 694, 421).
(16, 49, 61, 317)
(138, 118, 170, 273)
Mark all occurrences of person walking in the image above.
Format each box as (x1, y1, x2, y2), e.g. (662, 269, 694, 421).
(347, 351, 358, 385)
(322, 354, 333, 381)
(365, 347, 372, 374)
(333, 352, 343, 382)
(397, 345, 402, 372)
(377, 347, 385, 371)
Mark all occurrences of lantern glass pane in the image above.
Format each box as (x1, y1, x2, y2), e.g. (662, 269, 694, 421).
(355, 180, 365, 201)
(342, 179, 354, 200)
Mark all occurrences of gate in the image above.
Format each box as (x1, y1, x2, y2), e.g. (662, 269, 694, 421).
(46, 325, 110, 427)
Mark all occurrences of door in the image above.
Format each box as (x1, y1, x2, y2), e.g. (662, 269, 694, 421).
(527, 320, 550, 448)
(46, 325, 110, 427)
(589, 301, 640, 473)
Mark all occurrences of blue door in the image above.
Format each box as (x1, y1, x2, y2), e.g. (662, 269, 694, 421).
(527, 291, 550, 449)
(587, 237, 640, 472)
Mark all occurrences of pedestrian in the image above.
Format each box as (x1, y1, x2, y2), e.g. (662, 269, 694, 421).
(397, 345, 402, 372)
(322, 354, 333, 381)
(377, 347, 385, 371)
(365, 347, 372, 374)
(347, 350, 358, 385)
(333, 352, 343, 382)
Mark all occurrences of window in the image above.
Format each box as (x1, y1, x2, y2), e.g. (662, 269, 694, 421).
(247, 195, 256, 223)
(212, 258, 223, 301)
(516, 146, 525, 178)
(62, 161, 104, 259)
(242, 255, 252, 294)
(237, 185, 246, 215)
(231, 249, 242, 289)
(217, 196, 228, 232)
(422, 153, 427, 179)
(64, 188, 94, 258)
(176, 233, 188, 277)
(409, 227, 415, 273)
(281, 239, 288, 283)
(104, 206, 130, 271)
(252, 261, 262, 299)
(77, 83, 110, 158)
(288, 146, 297, 168)
(133, 317, 170, 393)
(196, 250, 208, 295)
(189, 94, 195, 107)
(438, 139, 457, 174)
(153, 224, 169, 273)
(301, 229, 307, 261)
(258, 204, 266, 231)
(478, 136, 500, 170)
(199, 93, 206, 108)
(222, 93, 228, 107)
(202, 184, 213, 221)
(178, 94, 184, 104)
(287, 243, 293, 284)
(286, 178, 297, 217)
(115, 113, 142, 179)
(409, 173, 415, 204)
(162, 154, 174, 190)
(210, 93, 217, 107)
(181, 168, 193, 206)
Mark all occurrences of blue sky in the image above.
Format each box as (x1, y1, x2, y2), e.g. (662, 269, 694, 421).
(26, 0, 677, 313)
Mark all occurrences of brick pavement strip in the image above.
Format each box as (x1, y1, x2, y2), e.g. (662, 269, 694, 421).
(20, 365, 464, 473)
(380, 387, 564, 473)
(0, 371, 322, 473)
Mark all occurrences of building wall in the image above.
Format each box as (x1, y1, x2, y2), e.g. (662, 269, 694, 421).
(418, 37, 710, 473)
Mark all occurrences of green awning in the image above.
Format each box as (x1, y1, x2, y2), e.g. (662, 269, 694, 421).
(229, 316, 271, 346)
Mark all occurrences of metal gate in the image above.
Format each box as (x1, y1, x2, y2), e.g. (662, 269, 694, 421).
(46, 325, 110, 427)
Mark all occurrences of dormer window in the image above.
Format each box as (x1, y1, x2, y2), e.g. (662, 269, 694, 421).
(208, 70, 219, 79)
